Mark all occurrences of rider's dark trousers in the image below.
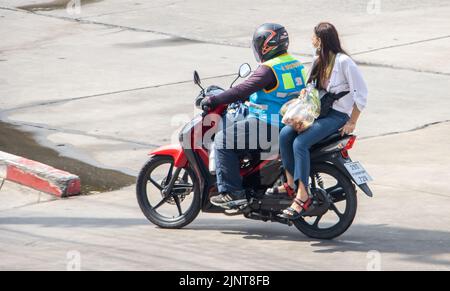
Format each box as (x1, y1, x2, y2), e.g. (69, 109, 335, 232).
(280, 109, 349, 188)
(214, 117, 279, 194)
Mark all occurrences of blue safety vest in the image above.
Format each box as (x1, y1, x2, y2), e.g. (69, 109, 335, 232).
(248, 54, 307, 126)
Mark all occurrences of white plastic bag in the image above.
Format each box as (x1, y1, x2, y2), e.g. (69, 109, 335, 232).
(281, 84, 321, 131)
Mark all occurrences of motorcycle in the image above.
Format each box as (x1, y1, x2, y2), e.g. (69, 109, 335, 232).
(136, 63, 373, 239)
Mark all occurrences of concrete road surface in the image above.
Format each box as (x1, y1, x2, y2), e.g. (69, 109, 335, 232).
(1, 0, 449, 174)
(0, 0, 450, 270)
(1, 123, 449, 271)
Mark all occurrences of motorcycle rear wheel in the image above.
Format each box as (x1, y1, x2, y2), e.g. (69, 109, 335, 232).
(293, 163, 357, 240)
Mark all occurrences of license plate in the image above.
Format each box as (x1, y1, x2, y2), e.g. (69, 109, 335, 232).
(344, 161, 373, 185)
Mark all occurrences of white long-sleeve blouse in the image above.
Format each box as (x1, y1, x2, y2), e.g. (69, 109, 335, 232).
(324, 53, 368, 117)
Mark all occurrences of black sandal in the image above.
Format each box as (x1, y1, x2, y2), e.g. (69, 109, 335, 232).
(278, 198, 312, 220)
(266, 183, 295, 197)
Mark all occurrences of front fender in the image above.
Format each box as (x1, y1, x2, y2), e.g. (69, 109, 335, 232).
(150, 144, 187, 168)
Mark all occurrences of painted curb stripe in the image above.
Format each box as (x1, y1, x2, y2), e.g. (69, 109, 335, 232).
(0, 151, 81, 197)
(0, 164, 6, 179)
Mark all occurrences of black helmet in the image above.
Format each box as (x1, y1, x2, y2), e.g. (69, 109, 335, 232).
(252, 23, 289, 63)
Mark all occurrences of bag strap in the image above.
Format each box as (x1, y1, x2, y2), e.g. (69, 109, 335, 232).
(334, 91, 350, 99)
(324, 91, 350, 100)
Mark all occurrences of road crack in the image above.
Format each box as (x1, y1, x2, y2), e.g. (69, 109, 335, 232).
(2, 5, 449, 65)
(0, 73, 237, 115)
(361, 120, 450, 140)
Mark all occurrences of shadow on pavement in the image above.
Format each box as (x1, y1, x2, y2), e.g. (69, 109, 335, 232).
(17, 0, 102, 12)
(115, 37, 201, 49)
(1, 216, 449, 267)
(188, 220, 450, 267)
(0, 122, 135, 194)
(0, 217, 148, 228)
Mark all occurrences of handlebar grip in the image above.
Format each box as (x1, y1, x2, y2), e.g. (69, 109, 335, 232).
(201, 105, 211, 117)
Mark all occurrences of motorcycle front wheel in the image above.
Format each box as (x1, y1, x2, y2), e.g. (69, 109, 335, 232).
(136, 155, 201, 229)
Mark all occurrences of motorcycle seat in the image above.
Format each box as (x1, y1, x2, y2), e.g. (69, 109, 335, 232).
(311, 133, 353, 151)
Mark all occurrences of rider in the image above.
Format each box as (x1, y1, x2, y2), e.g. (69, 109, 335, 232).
(201, 23, 307, 209)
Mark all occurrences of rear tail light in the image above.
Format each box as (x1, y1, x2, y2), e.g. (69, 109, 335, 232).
(344, 136, 357, 151)
(341, 149, 349, 159)
(341, 136, 357, 158)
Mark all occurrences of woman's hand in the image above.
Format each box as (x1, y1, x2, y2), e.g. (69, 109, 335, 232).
(340, 121, 356, 136)
(292, 117, 306, 132)
(340, 105, 362, 136)
(299, 88, 307, 98)
(293, 122, 305, 132)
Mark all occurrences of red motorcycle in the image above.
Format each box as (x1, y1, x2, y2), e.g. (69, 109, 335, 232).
(136, 64, 373, 239)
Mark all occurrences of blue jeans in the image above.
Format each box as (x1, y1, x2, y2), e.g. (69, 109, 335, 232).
(280, 109, 349, 188)
(215, 117, 278, 194)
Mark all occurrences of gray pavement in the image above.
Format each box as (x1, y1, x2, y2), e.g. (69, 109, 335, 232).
(1, 0, 449, 174)
(0, 123, 449, 271)
(0, 0, 449, 270)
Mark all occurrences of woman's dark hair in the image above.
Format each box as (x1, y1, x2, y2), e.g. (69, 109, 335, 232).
(309, 22, 348, 89)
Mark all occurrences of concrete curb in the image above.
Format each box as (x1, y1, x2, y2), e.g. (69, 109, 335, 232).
(0, 151, 81, 197)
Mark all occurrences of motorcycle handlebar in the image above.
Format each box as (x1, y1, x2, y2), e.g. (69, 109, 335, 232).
(201, 106, 211, 117)
(201, 104, 227, 118)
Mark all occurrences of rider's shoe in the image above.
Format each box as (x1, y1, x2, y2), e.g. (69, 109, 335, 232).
(210, 191, 248, 209)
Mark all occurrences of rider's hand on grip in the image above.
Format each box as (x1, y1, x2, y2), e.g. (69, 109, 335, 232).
(200, 96, 215, 114)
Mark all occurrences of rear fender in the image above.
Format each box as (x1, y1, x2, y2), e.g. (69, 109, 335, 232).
(150, 144, 187, 168)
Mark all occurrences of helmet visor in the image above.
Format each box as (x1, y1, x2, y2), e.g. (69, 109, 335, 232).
(252, 43, 262, 63)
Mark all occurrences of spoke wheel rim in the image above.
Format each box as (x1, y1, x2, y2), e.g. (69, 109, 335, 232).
(297, 171, 350, 231)
(144, 160, 195, 220)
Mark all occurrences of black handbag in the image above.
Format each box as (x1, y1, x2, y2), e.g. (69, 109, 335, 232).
(319, 91, 350, 118)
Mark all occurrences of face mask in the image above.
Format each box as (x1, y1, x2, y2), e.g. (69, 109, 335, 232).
(311, 44, 318, 57)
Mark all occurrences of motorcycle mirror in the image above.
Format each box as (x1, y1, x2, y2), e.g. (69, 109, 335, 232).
(193, 70, 205, 94)
(238, 63, 252, 78)
(230, 63, 252, 88)
(193, 71, 201, 86)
